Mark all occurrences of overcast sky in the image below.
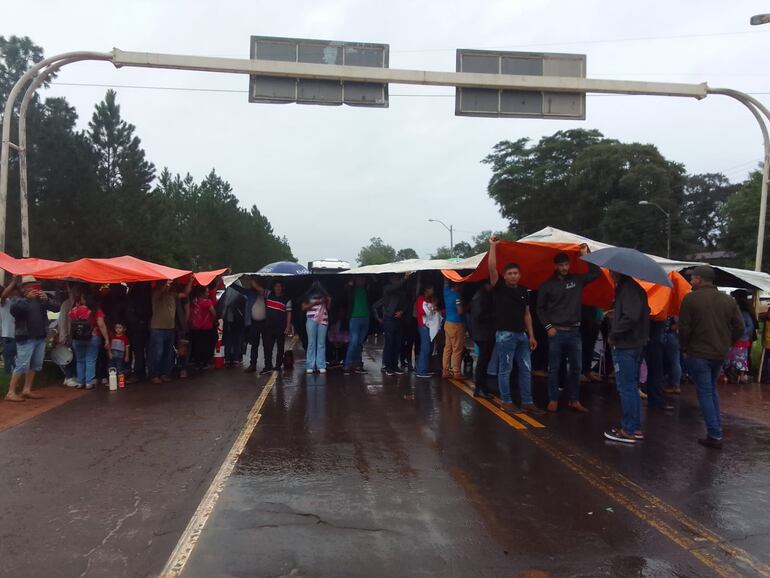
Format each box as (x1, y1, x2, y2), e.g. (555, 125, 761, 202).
(4, 1, 770, 267)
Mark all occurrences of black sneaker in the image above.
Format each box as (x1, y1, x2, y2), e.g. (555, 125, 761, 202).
(343, 367, 352, 375)
(415, 373, 432, 379)
(698, 437, 723, 450)
(260, 368, 273, 375)
(392, 368, 406, 375)
(385, 370, 395, 376)
(355, 367, 368, 374)
(604, 427, 637, 444)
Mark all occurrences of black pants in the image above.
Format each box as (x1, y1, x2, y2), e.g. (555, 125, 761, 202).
(401, 317, 419, 367)
(248, 320, 267, 369)
(474, 339, 495, 391)
(263, 316, 286, 370)
(191, 328, 216, 367)
(129, 322, 149, 378)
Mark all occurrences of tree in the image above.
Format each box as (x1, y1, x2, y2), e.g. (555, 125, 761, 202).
(722, 170, 768, 269)
(482, 129, 688, 257)
(357, 237, 396, 265)
(395, 248, 419, 261)
(0, 36, 51, 118)
(430, 246, 452, 259)
(681, 173, 737, 250)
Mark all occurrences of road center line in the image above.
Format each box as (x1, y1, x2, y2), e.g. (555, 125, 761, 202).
(449, 377, 769, 577)
(158, 369, 279, 578)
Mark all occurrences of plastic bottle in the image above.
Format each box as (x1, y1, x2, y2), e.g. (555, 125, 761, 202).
(118, 373, 125, 389)
(108, 368, 118, 391)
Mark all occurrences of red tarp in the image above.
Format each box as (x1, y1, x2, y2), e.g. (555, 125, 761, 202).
(443, 240, 690, 315)
(194, 268, 229, 287)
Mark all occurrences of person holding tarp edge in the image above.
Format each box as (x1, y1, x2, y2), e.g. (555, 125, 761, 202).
(537, 244, 600, 413)
(488, 237, 545, 416)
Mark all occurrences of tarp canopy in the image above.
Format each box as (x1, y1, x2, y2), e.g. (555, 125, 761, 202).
(194, 268, 229, 287)
(641, 271, 692, 319)
(520, 227, 703, 273)
(443, 241, 616, 308)
(31, 256, 191, 284)
(343, 256, 485, 275)
(0, 252, 67, 276)
(703, 265, 770, 293)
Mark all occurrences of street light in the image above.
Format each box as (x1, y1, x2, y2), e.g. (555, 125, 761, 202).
(638, 200, 671, 259)
(751, 14, 770, 25)
(428, 219, 454, 256)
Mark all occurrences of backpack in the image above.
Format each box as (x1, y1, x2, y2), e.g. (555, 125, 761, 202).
(71, 318, 92, 341)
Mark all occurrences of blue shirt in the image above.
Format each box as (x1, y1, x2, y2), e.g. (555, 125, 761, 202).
(443, 283, 463, 324)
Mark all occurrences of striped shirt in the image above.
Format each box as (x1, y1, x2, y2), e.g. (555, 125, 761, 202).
(306, 301, 328, 325)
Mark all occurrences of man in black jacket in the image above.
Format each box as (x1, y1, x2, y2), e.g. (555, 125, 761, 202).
(374, 274, 411, 375)
(5, 276, 60, 402)
(536, 247, 600, 413)
(604, 273, 650, 444)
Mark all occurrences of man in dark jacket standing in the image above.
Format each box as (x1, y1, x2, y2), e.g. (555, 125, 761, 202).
(537, 247, 600, 413)
(679, 266, 744, 449)
(604, 273, 650, 444)
(5, 276, 60, 402)
(374, 274, 411, 376)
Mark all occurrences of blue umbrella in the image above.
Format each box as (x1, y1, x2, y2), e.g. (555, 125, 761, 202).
(256, 261, 310, 276)
(581, 247, 673, 288)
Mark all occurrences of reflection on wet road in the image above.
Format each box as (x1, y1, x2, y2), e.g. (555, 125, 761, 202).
(177, 345, 770, 578)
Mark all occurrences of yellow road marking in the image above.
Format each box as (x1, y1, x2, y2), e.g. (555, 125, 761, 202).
(159, 369, 279, 578)
(448, 377, 768, 577)
(449, 379, 526, 430)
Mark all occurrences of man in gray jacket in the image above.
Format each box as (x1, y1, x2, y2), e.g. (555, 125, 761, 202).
(604, 273, 650, 444)
(679, 266, 744, 449)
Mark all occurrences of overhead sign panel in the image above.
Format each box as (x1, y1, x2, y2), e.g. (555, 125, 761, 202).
(249, 36, 389, 107)
(455, 50, 586, 119)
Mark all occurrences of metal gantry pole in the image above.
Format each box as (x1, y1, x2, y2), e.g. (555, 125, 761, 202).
(0, 50, 112, 254)
(708, 89, 770, 271)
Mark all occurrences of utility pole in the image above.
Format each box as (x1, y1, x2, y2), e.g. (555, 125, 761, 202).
(428, 219, 454, 256)
(638, 201, 671, 259)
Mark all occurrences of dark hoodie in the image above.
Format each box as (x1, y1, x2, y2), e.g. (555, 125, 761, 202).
(536, 263, 601, 330)
(609, 276, 650, 349)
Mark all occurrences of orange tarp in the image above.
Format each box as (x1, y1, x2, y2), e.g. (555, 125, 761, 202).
(31, 256, 191, 284)
(443, 241, 616, 309)
(194, 268, 229, 287)
(0, 252, 67, 276)
(443, 240, 690, 315)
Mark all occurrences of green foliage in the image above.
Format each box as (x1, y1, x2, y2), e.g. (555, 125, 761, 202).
(357, 237, 397, 266)
(395, 248, 419, 261)
(682, 173, 737, 249)
(1, 37, 294, 270)
(722, 170, 767, 269)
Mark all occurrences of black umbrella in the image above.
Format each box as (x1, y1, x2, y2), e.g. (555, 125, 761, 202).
(581, 247, 673, 288)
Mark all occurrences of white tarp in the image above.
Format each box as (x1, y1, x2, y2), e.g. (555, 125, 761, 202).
(712, 266, 770, 293)
(342, 255, 484, 275)
(520, 226, 703, 273)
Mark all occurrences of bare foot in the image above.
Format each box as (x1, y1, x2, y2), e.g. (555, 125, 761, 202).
(22, 392, 44, 399)
(4, 395, 25, 402)
(547, 400, 559, 412)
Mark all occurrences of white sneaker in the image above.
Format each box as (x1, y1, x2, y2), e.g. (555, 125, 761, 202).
(306, 369, 314, 374)
(319, 368, 327, 374)
(64, 378, 78, 387)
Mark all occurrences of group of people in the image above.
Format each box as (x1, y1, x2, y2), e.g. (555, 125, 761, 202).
(0, 248, 757, 451)
(0, 274, 226, 398)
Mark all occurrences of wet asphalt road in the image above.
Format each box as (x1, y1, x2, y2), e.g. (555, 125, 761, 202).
(179, 347, 770, 578)
(2, 343, 770, 578)
(0, 369, 269, 578)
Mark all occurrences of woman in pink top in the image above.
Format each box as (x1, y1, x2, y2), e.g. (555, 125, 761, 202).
(189, 286, 216, 369)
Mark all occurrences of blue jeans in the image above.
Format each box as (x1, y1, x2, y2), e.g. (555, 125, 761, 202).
(2, 337, 16, 375)
(613, 347, 643, 434)
(663, 332, 682, 387)
(14, 338, 46, 374)
(687, 357, 724, 440)
(110, 351, 126, 374)
(496, 331, 533, 405)
(73, 335, 101, 385)
(306, 319, 327, 371)
(416, 326, 432, 374)
(382, 316, 403, 371)
(344, 317, 369, 369)
(148, 328, 175, 379)
(547, 329, 582, 401)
